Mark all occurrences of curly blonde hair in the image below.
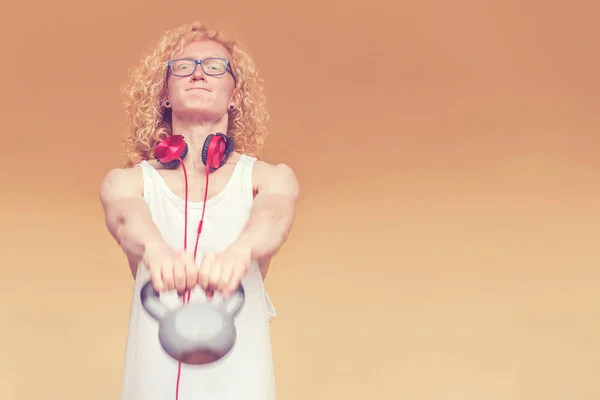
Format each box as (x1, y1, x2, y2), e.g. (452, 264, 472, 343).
(120, 21, 270, 167)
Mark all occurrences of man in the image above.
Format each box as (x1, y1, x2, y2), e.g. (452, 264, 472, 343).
(99, 21, 299, 399)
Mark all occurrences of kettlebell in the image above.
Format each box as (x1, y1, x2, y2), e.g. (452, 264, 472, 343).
(140, 281, 245, 365)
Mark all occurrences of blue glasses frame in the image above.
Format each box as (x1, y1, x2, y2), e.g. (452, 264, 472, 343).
(167, 57, 237, 87)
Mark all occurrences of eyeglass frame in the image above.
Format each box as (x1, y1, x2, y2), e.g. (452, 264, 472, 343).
(167, 57, 237, 87)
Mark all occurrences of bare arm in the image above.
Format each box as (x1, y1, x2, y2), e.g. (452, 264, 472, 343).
(99, 167, 166, 277)
(228, 162, 300, 275)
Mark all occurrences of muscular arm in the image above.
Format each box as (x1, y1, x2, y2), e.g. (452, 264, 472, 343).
(228, 162, 300, 277)
(99, 167, 165, 277)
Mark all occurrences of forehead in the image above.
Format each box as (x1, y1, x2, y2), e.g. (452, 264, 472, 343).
(176, 40, 231, 60)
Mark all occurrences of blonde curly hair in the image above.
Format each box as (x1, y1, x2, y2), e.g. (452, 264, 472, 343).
(120, 21, 270, 167)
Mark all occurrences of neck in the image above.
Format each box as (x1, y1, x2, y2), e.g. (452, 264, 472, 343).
(171, 116, 228, 173)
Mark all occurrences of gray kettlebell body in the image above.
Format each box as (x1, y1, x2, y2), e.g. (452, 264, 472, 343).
(140, 281, 245, 365)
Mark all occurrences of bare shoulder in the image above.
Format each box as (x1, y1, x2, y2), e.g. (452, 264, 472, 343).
(99, 166, 144, 205)
(252, 160, 300, 199)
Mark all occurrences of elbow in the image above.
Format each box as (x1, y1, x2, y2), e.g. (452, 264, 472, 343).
(279, 221, 292, 245)
(271, 229, 289, 255)
(103, 205, 125, 246)
(265, 219, 294, 259)
(269, 200, 296, 254)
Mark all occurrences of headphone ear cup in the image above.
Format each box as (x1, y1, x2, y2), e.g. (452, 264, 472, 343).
(201, 134, 215, 167)
(202, 133, 235, 170)
(154, 135, 188, 168)
(158, 145, 188, 169)
(225, 134, 234, 155)
(220, 135, 234, 169)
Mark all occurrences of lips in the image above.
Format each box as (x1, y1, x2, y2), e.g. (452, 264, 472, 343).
(187, 87, 211, 92)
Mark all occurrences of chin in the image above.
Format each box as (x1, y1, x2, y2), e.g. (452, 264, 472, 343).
(178, 106, 224, 121)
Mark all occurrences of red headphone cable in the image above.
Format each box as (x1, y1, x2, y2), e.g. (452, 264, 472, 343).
(174, 160, 211, 400)
(153, 134, 228, 400)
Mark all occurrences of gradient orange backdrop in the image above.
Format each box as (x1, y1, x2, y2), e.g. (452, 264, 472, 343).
(2, 1, 600, 399)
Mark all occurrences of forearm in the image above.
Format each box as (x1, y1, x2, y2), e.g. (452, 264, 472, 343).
(231, 193, 297, 261)
(104, 197, 165, 264)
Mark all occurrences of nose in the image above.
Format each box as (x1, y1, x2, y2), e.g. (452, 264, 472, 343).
(191, 62, 207, 81)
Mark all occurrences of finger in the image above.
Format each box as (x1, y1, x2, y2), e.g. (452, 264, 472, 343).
(227, 261, 249, 295)
(173, 258, 186, 294)
(149, 261, 163, 292)
(161, 259, 175, 291)
(198, 253, 213, 298)
(198, 253, 215, 291)
(206, 288, 215, 300)
(183, 253, 198, 291)
(208, 258, 222, 294)
(218, 262, 234, 297)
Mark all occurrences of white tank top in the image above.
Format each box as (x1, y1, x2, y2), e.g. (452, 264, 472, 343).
(120, 154, 277, 400)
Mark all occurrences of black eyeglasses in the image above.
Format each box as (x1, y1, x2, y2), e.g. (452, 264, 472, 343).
(168, 57, 237, 87)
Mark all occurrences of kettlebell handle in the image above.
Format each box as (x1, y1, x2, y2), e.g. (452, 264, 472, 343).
(140, 281, 246, 321)
(220, 284, 246, 317)
(140, 281, 167, 321)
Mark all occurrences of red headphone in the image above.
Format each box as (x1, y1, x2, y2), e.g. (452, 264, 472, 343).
(154, 132, 234, 170)
(152, 132, 235, 292)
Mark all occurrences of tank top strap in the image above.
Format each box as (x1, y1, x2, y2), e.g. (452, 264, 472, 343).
(235, 154, 258, 203)
(135, 160, 160, 200)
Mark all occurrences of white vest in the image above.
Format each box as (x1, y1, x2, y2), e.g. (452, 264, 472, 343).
(120, 154, 277, 400)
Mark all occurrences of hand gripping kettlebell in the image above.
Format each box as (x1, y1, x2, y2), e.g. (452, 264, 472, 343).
(140, 281, 245, 365)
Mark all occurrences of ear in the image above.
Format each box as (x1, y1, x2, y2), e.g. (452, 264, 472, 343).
(160, 93, 171, 108)
(229, 88, 241, 109)
(160, 84, 172, 108)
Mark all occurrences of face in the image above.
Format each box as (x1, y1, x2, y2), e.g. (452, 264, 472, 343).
(164, 40, 237, 121)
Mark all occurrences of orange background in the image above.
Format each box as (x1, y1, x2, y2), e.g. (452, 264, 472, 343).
(2, 1, 600, 399)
